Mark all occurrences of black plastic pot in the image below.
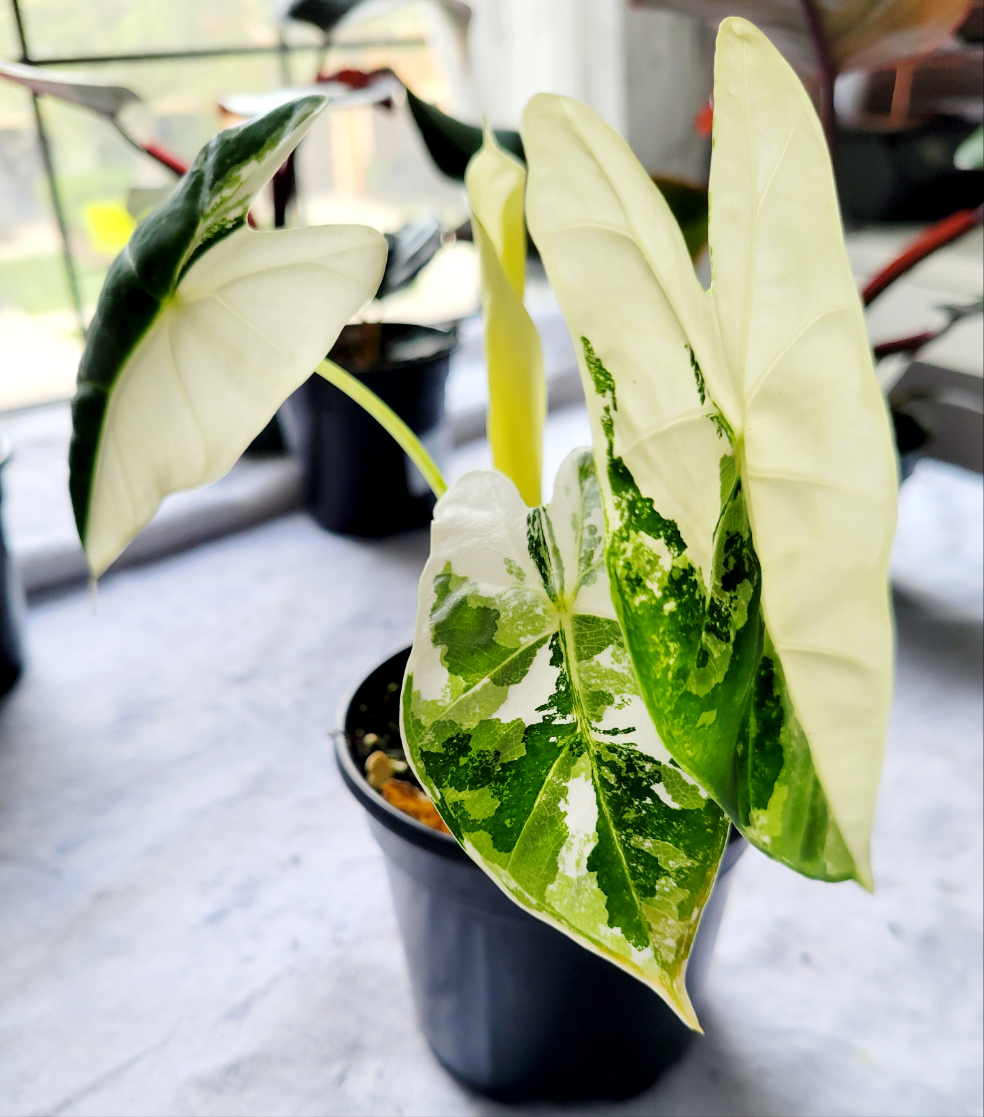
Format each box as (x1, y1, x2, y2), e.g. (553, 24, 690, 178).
(337, 647, 745, 1104)
(835, 119, 983, 225)
(282, 322, 455, 537)
(0, 436, 24, 698)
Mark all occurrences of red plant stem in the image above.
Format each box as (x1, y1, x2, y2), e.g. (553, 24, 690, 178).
(863, 206, 984, 305)
(141, 141, 188, 176)
(889, 62, 914, 127)
(798, 0, 839, 149)
(872, 331, 938, 361)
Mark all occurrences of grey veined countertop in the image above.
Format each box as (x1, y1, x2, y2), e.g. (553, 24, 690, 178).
(0, 412, 981, 1117)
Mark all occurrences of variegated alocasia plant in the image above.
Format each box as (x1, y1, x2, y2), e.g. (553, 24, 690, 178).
(400, 16, 895, 1027)
(69, 16, 896, 1034)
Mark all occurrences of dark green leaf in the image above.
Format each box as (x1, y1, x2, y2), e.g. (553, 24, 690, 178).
(405, 88, 525, 181)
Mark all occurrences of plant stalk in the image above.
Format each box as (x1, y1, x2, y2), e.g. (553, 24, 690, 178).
(872, 331, 938, 361)
(863, 206, 984, 305)
(315, 358, 448, 500)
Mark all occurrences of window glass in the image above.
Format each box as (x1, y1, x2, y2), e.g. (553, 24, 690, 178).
(0, 51, 287, 410)
(17, 0, 281, 59)
(0, 71, 84, 409)
(0, 0, 467, 412)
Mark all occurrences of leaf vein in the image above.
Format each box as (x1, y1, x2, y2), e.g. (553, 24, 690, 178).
(744, 304, 854, 407)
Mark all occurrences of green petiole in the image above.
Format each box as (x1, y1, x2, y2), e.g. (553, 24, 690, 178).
(315, 358, 448, 500)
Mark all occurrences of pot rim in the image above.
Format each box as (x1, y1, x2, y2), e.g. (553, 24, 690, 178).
(333, 321, 459, 375)
(334, 643, 467, 859)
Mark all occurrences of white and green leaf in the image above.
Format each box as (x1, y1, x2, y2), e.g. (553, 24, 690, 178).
(403, 449, 730, 1028)
(70, 96, 388, 576)
(523, 19, 897, 888)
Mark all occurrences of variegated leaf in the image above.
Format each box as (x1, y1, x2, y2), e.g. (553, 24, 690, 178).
(403, 449, 730, 1027)
(523, 20, 897, 888)
(70, 96, 387, 576)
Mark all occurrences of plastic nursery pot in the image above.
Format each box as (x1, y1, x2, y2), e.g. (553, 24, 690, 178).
(834, 119, 983, 224)
(336, 647, 746, 1105)
(0, 435, 24, 698)
(281, 322, 456, 537)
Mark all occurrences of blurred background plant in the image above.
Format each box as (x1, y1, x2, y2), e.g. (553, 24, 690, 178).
(634, 0, 983, 220)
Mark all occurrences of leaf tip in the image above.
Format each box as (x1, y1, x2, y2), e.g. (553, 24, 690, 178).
(666, 981, 702, 1032)
(718, 14, 756, 41)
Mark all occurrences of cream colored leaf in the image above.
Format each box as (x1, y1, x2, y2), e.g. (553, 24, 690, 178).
(708, 17, 897, 884)
(523, 19, 897, 887)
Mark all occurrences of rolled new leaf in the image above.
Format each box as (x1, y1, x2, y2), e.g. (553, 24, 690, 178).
(523, 20, 897, 888)
(466, 126, 545, 507)
(403, 449, 730, 1027)
(70, 96, 388, 576)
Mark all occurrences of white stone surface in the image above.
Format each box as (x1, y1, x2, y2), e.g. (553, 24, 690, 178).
(0, 422, 980, 1117)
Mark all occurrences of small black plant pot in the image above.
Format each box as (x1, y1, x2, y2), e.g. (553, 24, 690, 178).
(0, 436, 24, 699)
(337, 647, 745, 1104)
(834, 119, 983, 225)
(282, 322, 456, 537)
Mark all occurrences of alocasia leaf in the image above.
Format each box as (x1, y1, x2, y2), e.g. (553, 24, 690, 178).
(405, 88, 526, 181)
(70, 96, 387, 576)
(403, 449, 730, 1027)
(523, 19, 897, 888)
(466, 127, 545, 507)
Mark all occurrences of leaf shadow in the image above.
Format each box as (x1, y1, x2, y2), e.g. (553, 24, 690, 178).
(892, 585, 983, 690)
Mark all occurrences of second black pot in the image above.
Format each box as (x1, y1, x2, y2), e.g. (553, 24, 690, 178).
(337, 647, 745, 1105)
(282, 322, 456, 537)
(0, 435, 24, 699)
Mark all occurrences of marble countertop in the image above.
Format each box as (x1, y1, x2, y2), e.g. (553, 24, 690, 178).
(0, 416, 981, 1116)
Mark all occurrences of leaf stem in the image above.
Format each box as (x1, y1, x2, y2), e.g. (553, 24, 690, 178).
(315, 358, 448, 499)
(872, 330, 937, 361)
(862, 206, 984, 305)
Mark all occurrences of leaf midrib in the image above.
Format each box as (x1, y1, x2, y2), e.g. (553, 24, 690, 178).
(556, 598, 649, 937)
